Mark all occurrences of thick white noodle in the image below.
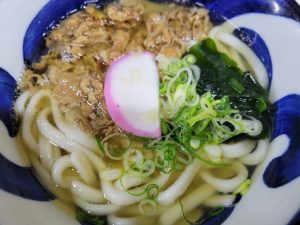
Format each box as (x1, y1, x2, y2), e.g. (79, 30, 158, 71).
(29, 89, 99, 151)
(209, 26, 247, 72)
(174, 208, 203, 225)
(51, 155, 76, 189)
(118, 207, 142, 217)
(101, 171, 171, 206)
(239, 139, 269, 165)
(218, 32, 268, 89)
(22, 91, 46, 154)
(36, 108, 79, 153)
(101, 173, 147, 205)
(21, 91, 110, 207)
(229, 47, 248, 71)
(70, 151, 97, 187)
(74, 196, 121, 215)
(30, 154, 72, 202)
(157, 160, 201, 205)
(220, 140, 257, 158)
(49, 94, 99, 152)
(200, 161, 248, 193)
(115, 173, 145, 190)
(101, 169, 123, 181)
(209, 26, 268, 89)
(159, 184, 215, 225)
(150, 172, 172, 188)
(36, 108, 105, 171)
(52, 151, 99, 190)
(38, 134, 56, 171)
(203, 194, 235, 207)
(52, 145, 62, 162)
(209, 25, 228, 39)
(71, 180, 105, 203)
(14, 90, 34, 115)
(17, 89, 268, 224)
(107, 215, 156, 225)
(204, 144, 222, 157)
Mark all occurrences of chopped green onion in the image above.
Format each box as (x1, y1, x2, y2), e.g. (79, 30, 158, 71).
(123, 149, 155, 178)
(95, 137, 105, 154)
(175, 144, 192, 165)
(161, 120, 171, 135)
(156, 40, 270, 173)
(159, 82, 168, 95)
(102, 134, 131, 160)
(145, 184, 160, 199)
(138, 199, 157, 216)
(154, 149, 176, 173)
(177, 71, 189, 83)
(233, 179, 251, 196)
(188, 111, 210, 127)
(152, 140, 194, 173)
(168, 63, 179, 75)
(179, 200, 194, 225)
(183, 54, 196, 64)
(200, 95, 217, 117)
(120, 178, 159, 199)
(219, 95, 229, 109)
(209, 205, 225, 216)
(159, 56, 199, 119)
(256, 96, 267, 112)
(119, 175, 146, 196)
(228, 78, 245, 94)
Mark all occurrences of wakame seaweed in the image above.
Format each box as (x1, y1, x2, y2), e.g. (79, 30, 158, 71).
(76, 208, 106, 225)
(185, 38, 274, 138)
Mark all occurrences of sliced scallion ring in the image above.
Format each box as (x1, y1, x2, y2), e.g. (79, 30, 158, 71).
(102, 133, 131, 160)
(138, 199, 157, 216)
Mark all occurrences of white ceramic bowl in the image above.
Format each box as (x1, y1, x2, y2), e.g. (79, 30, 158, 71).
(1, 0, 300, 225)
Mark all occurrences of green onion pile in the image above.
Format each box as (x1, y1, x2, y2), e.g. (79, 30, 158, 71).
(92, 38, 273, 219)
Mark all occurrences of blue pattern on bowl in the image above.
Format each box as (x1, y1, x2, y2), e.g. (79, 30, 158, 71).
(0, 153, 54, 201)
(0, 68, 18, 137)
(0, 68, 53, 200)
(288, 209, 300, 225)
(205, 0, 300, 24)
(23, 0, 113, 65)
(154, 0, 300, 24)
(0, 0, 298, 224)
(197, 206, 235, 225)
(264, 94, 300, 187)
(24, 0, 300, 65)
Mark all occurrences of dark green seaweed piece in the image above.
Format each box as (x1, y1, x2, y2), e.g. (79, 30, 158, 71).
(76, 208, 105, 225)
(185, 38, 273, 138)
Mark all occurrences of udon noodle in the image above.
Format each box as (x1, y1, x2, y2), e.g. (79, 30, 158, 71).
(15, 1, 271, 225)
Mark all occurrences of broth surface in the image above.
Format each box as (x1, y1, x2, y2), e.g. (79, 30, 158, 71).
(21, 0, 212, 137)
